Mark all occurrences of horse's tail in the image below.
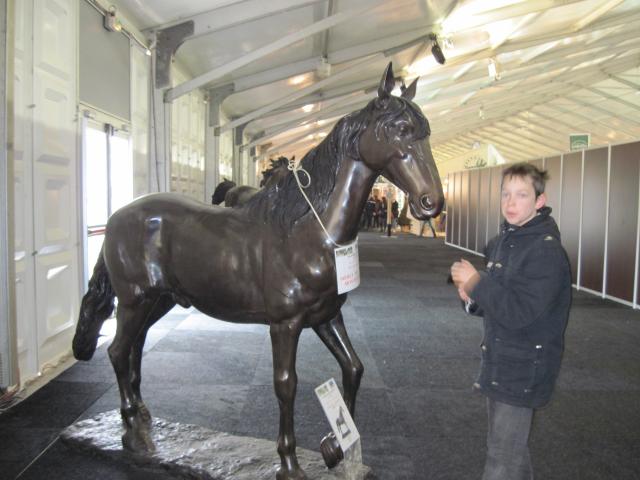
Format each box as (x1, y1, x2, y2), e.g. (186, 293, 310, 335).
(72, 249, 116, 361)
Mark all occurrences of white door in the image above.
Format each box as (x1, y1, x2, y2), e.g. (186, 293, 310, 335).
(32, 0, 79, 367)
(81, 118, 133, 284)
(13, 0, 38, 381)
(14, 0, 79, 381)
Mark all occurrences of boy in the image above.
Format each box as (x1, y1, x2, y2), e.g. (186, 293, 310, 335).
(450, 163, 571, 480)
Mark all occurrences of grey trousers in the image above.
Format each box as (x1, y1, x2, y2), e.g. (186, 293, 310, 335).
(482, 398, 534, 480)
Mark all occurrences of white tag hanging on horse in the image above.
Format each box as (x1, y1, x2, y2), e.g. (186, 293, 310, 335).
(334, 239, 360, 294)
(315, 378, 360, 453)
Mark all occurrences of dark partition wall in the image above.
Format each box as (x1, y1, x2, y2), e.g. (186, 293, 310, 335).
(581, 147, 608, 293)
(560, 152, 582, 284)
(607, 143, 640, 303)
(488, 166, 503, 238)
(445, 173, 452, 243)
(468, 169, 480, 252)
(460, 171, 469, 249)
(545, 156, 562, 224)
(445, 140, 640, 309)
(529, 158, 543, 170)
(477, 168, 491, 254)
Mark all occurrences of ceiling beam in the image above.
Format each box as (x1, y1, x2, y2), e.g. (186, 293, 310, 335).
(244, 95, 368, 150)
(414, 38, 640, 110)
(430, 12, 640, 76)
(203, 26, 434, 95)
(165, 2, 383, 102)
(469, 130, 545, 160)
(496, 120, 566, 151)
(146, 0, 326, 39)
(607, 74, 640, 91)
(534, 105, 638, 141)
(571, 0, 625, 31)
(250, 78, 377, 120)
(442, 0, 585, 34)
(571, 85, 640, 112)
(233, 57, 323, 93)
(262, 123, 334, 157)
(563, 97, 640, 128)
(489, 122, 563, 153)
(423, 53, 640, 131)
(219, 54, 381, 133)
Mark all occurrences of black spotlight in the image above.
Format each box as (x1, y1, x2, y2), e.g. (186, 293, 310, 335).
(429, 33, 446, 65)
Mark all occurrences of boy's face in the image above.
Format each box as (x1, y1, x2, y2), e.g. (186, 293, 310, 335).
(501, 175, 546, 226)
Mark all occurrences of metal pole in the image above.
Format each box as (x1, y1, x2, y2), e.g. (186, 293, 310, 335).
(0, 0, 18, 389)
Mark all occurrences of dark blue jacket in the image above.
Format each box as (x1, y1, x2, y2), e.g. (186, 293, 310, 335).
(467, 207, 571, 408)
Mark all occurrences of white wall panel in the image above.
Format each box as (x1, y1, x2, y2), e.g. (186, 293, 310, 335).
(170, 67, 205, 201)
(32, 0, 79, 372)
(131, 44, 150, 197)
(13, 0, 38, 381)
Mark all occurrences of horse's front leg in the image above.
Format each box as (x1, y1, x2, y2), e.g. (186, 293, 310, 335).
(313, 310, 364, 468)
(270, 319, 306, 480)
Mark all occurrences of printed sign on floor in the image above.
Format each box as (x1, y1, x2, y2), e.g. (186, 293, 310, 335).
(334, 240, 360, 294)
(315, 378, 360, 452)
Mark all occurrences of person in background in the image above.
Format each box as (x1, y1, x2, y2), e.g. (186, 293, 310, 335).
(419, 217, 437, 237)
(391, 198, 399, 230)
(379, 196, 388, 232)
(365, 196, 376, 230)
(450, 162, 571, 480)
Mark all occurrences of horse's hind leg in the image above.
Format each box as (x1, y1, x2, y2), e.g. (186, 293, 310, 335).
(314, 311, 363, 413)
(108, 299, 158, 453)
(313, 311, 364, 467)
(129, 296, 176, 425)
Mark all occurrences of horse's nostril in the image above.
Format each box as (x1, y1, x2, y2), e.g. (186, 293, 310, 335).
(420, 194, 434, 210)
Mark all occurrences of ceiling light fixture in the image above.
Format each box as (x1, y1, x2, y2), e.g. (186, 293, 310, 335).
(104, 6, 122, 32)
(429, 34, 446, 65)
(487, 58, 502, 81)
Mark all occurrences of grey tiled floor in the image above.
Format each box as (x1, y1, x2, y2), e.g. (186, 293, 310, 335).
(2, 232, 640, 479)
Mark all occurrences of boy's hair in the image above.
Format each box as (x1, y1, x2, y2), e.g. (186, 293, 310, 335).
(502, 162, 549, 197)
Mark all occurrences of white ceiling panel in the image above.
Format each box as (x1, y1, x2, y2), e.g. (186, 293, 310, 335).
(109, 0, 640, 165)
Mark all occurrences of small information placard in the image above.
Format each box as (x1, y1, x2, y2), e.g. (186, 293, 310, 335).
(334, 240, 360, 295)
(569, 133, 590, 151)
(315, 378, 360, 453)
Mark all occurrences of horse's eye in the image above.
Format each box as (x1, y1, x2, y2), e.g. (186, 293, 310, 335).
(398, 124, 410, 136)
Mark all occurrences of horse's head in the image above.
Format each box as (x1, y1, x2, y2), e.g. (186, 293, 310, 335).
(212, 178, 236, 205)
(358, 63, 444, 219)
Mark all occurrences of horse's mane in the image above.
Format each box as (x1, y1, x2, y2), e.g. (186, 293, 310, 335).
(243, 96, 429, 231)
(260, 156, 290, 187)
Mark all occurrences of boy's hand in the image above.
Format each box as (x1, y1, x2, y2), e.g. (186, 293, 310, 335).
(458, 286, 471, 302)
(450, 259, 478, 288)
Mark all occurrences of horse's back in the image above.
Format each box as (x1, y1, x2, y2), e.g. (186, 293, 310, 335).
(102, 193, 266, 313)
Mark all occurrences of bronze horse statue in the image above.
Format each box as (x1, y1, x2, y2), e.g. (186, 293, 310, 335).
(72, 63, 443, 480)
(211, 177, 236, 205)
(225, 157, 291, 207)
(212, 156, 292, 207)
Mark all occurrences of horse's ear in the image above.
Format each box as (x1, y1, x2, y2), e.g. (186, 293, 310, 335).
(378, 62, 395, 100)
(401, 78, 418, 100)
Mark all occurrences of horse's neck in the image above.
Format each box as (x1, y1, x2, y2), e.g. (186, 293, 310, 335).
(312, 157, 376, 245)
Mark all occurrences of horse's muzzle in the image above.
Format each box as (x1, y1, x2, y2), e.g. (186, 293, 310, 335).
(420, 194, 443, 218)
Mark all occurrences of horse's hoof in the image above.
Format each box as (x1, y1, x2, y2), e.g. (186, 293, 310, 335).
(275, 467, 307, 480)
(320, 433, 344, 468)
(122, 427, 155, 454)
(137, 403, 152, 425)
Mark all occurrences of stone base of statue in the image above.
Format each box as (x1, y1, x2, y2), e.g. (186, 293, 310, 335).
(60, 410, 376, 480)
